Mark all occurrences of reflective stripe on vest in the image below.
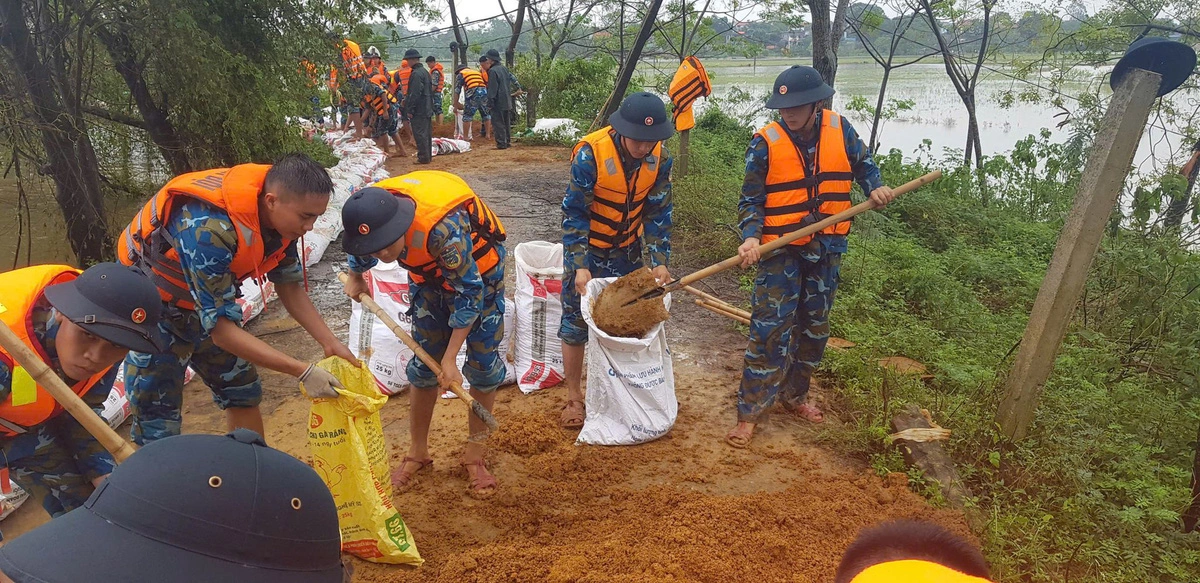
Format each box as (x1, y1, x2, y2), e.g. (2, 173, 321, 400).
(0, 265, 110, 437)
(342, 39, 365, 78)
(372, 171, 506, 291)
(758, 112, 853, 247)
(117, 165, 290, 309)
(572, 127, 662, 250)
(460, 69, 486, 90)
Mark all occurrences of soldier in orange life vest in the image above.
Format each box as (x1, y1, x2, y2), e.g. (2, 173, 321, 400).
(118, 153, 358, 445)
(0, 263, 165, 525)
(341, 172, 507, 500)
(558, 92, 675, 430)
(725, 66, 897, 448)
(426, 55, 445, 125)
(836, 520, 994, 583)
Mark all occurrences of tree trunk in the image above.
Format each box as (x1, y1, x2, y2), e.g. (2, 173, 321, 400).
(1183, 417, 1200, 532)
(594, 0, 664, 130)
(1163, 162, 1198, 235)
(0, 0, 113, 264)
(870, 66, 892, 153)
(505, 0, 528, 68)
(808, 0, 849, 87)
(92, 26, 193, 176)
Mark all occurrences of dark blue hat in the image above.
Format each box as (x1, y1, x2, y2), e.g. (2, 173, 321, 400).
(1110, 37, 1196, 96)
(765, 65, 835, 109)
(609, 92, 674, 142)
(485, 49, 502, 62)
(0, 430, 344, 583)
(43, 262, 167, 353)
(341, 186, 415, 256)
(403, 48, 422, 60)
(478, 54, 489, 63)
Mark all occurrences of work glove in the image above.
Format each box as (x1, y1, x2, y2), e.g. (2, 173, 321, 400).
(299, 363, 344, 400)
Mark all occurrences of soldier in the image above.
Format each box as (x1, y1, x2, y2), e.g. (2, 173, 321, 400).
(0, 263, 165, 528)
(117, 153, 357, 445)
(452, 63, 489, 141)
(402, 49, 434, 164)
(726, 66, 896, 448)
(426, 55, 446, 125)
(341, 172, 507, 499)
(558, 92, 674, 430)
(0, 430, 347, 582)
(481, 49, 521, 149)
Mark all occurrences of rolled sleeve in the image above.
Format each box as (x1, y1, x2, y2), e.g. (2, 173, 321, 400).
(429, 211, 484, 329)
(348, 254, 379, 274)
(738, 136, 770, 240)
(843, 119, 884, 194)
(643, 148, 673, 268)
(562, 145, 596, 273)
(167, 202, 243, 331)
(266, 242, 304, 285)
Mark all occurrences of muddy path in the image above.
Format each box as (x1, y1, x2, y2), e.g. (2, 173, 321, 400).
(4, 143, 971, 581)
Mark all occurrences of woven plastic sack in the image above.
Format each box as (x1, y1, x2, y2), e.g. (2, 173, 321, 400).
(307, 357, 422, 565)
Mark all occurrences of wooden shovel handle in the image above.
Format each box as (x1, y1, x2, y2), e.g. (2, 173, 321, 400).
(668, 170, 943, 294)
(0, 321, 137, 463)
(338, 273, 495, 425)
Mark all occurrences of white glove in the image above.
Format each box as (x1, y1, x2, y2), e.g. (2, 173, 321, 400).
(299, 364, 344, 400)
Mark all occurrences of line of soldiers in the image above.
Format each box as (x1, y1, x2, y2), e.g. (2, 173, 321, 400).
(0, 64, 897, 545)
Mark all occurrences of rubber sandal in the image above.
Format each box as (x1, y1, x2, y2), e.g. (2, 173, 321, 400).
(560, 399, 585, 430)
(391, 457, 433, 491)
(784, 402, 825, 423)
(725, 424, 753, 449)
(461, 459, 498, 500)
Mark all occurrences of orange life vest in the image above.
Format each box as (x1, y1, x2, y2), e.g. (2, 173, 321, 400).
(669, 56, 711, 132)
(341, 39, 364, 79)
(394, 64, 413, 96)
(572, 127, 663, 250)
(429, 62, 445, 92)
(850, 560, 993, 583)
(327, 67, 339, 92)
(382, 69, 403, 98)
(118, 165, 290, 310)
(460, 68, 486, 91)
(0, 265, 111, 437)
(364, 59, 388, 78)
(372, 172, 506, 291)
(757, 111, 853, 247)
(364, 78, 397, 117)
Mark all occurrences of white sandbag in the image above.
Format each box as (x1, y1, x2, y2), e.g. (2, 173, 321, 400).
(532, 118, 581, 139)
(513, 242, 566, 393)
(348, 262, 414, 395)
(0, 481, 29, 522)
(576, 278, 675, 446)
(237, 276, 275, 323)
(432, 138, 471, 156)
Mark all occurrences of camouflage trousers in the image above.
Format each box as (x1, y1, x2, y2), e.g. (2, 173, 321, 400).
(407, 278, 508, 393)
(559, 243, 644, 346)
(0, 417, 115, 522)
(124, 307, 262, 445)
(737, 249, 842, 423)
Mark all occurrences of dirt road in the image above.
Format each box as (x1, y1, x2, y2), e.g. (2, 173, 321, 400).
(5, 143, 970, 581)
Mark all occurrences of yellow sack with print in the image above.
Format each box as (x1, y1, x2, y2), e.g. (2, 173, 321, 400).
(307, 357, 423, 565)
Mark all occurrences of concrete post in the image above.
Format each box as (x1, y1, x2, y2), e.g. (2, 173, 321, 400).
(996, 68, 1162, 441)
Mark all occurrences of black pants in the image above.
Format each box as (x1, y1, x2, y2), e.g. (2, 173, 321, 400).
(492, 109, 511, 149)
(411, 115, 433, 163)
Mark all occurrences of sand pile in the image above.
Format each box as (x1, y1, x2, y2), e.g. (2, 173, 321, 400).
(591, 268, 670, 338)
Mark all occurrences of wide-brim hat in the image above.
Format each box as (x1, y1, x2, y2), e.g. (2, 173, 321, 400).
(1110, 36, 1196, 96)
(341, 186, 415, 256)
(485, 49, 502, 62)
(765, 65, 835, 109)
(403, 48, 422, 60)
(609, 92, 675, 142)
(0, 430, 344, 583)
(42, 263, 167, 354)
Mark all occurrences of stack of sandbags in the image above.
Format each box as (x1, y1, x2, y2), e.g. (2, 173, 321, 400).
(302, 134, 390, 266)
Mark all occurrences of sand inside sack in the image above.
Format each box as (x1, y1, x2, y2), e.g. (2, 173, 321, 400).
(591, 268, 670, 337)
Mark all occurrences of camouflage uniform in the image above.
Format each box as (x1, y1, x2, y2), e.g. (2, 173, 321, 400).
(349, 209, 508, 392)
(429, 67, 444, 116)
(559, 141, 673, 346)
(0, 301, 116, 523)
(342, 75, 366, 115)
(456, 72, 490, 122)
(736, 114, 882, 422)
(124, 200, 304, 444)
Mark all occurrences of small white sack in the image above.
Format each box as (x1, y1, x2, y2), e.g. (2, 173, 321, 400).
(106, 367, 195, 429)
(577, 277, 675, 446)
(348, 262, 415, 395)
(513, 242, 566, 393)
(0, 481, 29, 522)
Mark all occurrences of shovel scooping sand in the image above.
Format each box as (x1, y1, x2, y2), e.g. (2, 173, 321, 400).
(591, 268, 670, 338)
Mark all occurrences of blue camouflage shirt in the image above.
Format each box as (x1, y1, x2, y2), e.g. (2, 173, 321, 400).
(348, 209, 500, 329)
(562, 141, 673, 273)
(739, 112, 882, 261)
(0, 299, 117, 476)
(167, 200, 304, 332)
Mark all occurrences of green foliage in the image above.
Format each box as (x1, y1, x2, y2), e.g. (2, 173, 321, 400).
(673, 107, 1200, 582)
(515, 56, 621, 124)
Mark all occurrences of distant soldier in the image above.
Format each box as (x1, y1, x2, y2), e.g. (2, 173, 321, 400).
(726, 66, 896, 448)
(402, 49, 434, 164)
(481, 49, 522, 149)
(426, 55, 446, 125)
(453, 63, 489, 140)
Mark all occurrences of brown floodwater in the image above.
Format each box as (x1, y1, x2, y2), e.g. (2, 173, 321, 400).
(0, 177, 142, 268)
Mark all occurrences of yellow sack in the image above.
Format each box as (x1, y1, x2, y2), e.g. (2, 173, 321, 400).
(307, 357, 423, 565)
